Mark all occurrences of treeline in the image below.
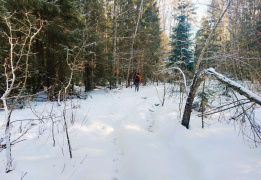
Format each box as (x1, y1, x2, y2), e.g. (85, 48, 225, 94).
(0, 0, 162, 98)
(165, 0, 261, 138)
(168, 0, 261, 83)
(194, 0, 261, 82)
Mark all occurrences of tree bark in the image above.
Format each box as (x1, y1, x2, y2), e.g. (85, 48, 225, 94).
(113, 0, 118, 79)
(181, 71, 206, 128)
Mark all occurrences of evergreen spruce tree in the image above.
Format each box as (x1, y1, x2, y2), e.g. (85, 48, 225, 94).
(1, 0, 84, 95)
(0, 0, 162, 94)
(82, 0, 109, 91)
(169, 0, 194, 72)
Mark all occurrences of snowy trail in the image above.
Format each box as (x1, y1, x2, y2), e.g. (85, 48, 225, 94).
(1, 84, 261, 180)
(105, 87, 194, 180)
(101, 88, 167, 179)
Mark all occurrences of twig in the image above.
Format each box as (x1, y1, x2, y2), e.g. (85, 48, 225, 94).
(80, 154, 88, 164)
(21, 172, 27, 180)
(198, 101, 251, 117)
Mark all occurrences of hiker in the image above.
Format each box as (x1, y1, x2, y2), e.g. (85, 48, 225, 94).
(134, 73, 141, 92)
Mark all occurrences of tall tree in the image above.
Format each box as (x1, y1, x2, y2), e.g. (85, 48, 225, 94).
(169, 0, 195, 73)
(196, 0, 261, 82)
(138, 0, 162, 83)
(82, 0, 109, 91)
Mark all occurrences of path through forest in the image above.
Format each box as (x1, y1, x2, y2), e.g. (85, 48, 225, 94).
(1, 84, 261, 180)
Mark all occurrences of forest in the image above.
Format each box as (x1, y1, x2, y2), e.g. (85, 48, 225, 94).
(0, 0, 261, 178)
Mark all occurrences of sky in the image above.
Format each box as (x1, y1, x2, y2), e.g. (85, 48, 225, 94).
(193, 0, 211, 21)
(159, 0, 211, 36)
(192, 0, 211, 36)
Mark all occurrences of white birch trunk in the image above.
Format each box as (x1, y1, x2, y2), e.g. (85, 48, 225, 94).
(2, 98, 12, 173)
(1, 21, 16, 172)
(1, 13, 43, 172)
(63, 48, 74, 158)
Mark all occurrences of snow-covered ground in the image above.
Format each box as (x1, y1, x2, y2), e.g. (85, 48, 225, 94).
(0, 84, 261, 180)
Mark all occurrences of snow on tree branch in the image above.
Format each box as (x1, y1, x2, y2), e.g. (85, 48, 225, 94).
(205, 68, 261, 106)
(182, 68, 261, 130)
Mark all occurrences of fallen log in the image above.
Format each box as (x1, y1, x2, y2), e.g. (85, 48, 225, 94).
(181, 68, 261, 129)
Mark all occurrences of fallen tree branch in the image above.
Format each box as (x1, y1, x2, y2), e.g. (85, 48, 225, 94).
(198, 100, 251, 117)
(182, 68, 261, 129)
(206, 68, 261, 106)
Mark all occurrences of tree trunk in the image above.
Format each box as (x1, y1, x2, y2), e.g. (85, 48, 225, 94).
(84, 61, 92, 92)
(181, 71, 206, 128)
(113, 0, 117, 73)
(2, 98, 12, 173)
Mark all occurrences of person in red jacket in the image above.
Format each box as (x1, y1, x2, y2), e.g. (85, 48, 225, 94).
(134, 72, 141, 92)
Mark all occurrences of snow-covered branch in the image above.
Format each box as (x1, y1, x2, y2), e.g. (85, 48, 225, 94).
(156, 66, 188, 95)
(182, 68, 261, 129)
(205, 68, 261, 106)
(82, 42, 96, 48)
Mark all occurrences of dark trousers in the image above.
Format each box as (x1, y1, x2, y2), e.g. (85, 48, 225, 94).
(134, 82, 140, 92)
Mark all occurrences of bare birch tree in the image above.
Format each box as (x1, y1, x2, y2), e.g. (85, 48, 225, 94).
(0, 12, 43, 173)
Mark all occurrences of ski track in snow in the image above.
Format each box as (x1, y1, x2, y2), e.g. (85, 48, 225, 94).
(110, 90, 157, 180)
